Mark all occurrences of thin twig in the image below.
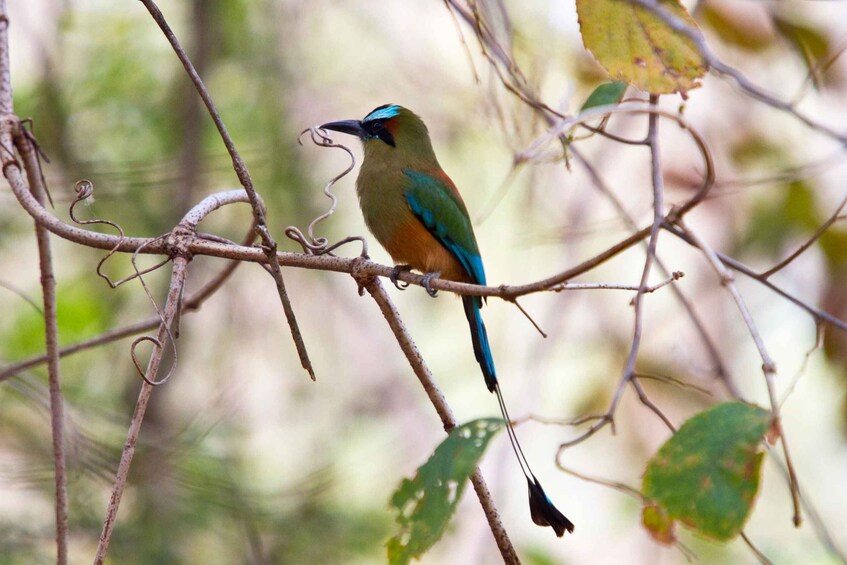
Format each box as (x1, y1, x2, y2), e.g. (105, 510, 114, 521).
(557, 463, 645, 501)
(138, 0, 315, 380)
(508, 297, 547, 338)
(515, 412, 608, 428)
(633, 372, 713, 397)
(0, 279, 43, 314)
(630, 378, 676, 432)
(740, 532, 774, 565)
(770, 456, 847, 563)
(614, 96, 670, 430)
(779, 325, 823, 408)
(663, 222, 847, 334)
(552, 271, 682, 294)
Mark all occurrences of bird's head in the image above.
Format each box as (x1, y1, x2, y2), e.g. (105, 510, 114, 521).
(320, 104, 435, 160)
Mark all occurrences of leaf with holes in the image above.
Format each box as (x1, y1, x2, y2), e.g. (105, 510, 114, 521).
(386, 418, 503, 565)
(576, 0, 706, 94)
(642, 402, 771, 542)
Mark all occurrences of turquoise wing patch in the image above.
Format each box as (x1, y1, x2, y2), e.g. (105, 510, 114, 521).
(403, 170, 486, 286)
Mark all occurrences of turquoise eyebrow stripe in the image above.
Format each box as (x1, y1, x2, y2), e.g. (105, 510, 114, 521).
(364, 105, 400, 121)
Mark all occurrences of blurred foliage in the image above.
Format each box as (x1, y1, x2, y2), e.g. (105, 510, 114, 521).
(700, 3, 774, 53)
(699, 2, 841, 90)
(1, 276, 115, 359)
(0, 372, 391, 564)
(742, 180, 819, 256)
(773, 14, 832, 90)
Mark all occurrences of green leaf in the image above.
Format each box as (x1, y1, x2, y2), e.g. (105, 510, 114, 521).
(580, 81, 628, 112)
(642, 402, 771, 542)
(576, 0, 706, 95)
(386, 418, 503, 565)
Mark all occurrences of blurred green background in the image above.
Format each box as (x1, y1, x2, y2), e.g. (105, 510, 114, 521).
(2, 1, 847, 563)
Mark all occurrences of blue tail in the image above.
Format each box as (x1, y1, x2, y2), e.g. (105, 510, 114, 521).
(462, 294, 574, 537)
(462, 296, 497, 392)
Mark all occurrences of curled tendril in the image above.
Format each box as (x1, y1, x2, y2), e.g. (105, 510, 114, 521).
(69, 179, 170, 287)
(287, 127, 368, 258)
(66, 180, 181, 386)
(130, 336, 171, 386)
(127, 235, 178, 386)
(73, 178, 95, 200)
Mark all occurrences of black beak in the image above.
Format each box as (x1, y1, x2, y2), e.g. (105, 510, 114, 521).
(320, 119, 365, 139)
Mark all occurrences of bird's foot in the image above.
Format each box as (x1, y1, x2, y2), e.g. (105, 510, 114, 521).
(421, 271, 441, 297)
(390, 264, 412, 290)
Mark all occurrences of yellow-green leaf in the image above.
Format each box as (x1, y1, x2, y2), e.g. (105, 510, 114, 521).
(576, 0, 707, 94)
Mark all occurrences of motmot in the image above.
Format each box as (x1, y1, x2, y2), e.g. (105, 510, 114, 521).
(321, 104, 574, 537)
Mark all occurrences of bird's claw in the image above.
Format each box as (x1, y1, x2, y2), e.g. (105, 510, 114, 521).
(421, 271, 441, 297)
(390, 264, 412, 290)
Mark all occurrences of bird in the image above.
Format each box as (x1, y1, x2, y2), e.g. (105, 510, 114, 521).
(320, 104, 574, 537)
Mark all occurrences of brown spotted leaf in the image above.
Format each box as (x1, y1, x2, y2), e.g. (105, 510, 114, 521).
(576, 0, 707, 94)
(642, 402, 771, 541)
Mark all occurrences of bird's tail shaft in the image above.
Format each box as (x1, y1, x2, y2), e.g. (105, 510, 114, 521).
(462, 296, 574, 537)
